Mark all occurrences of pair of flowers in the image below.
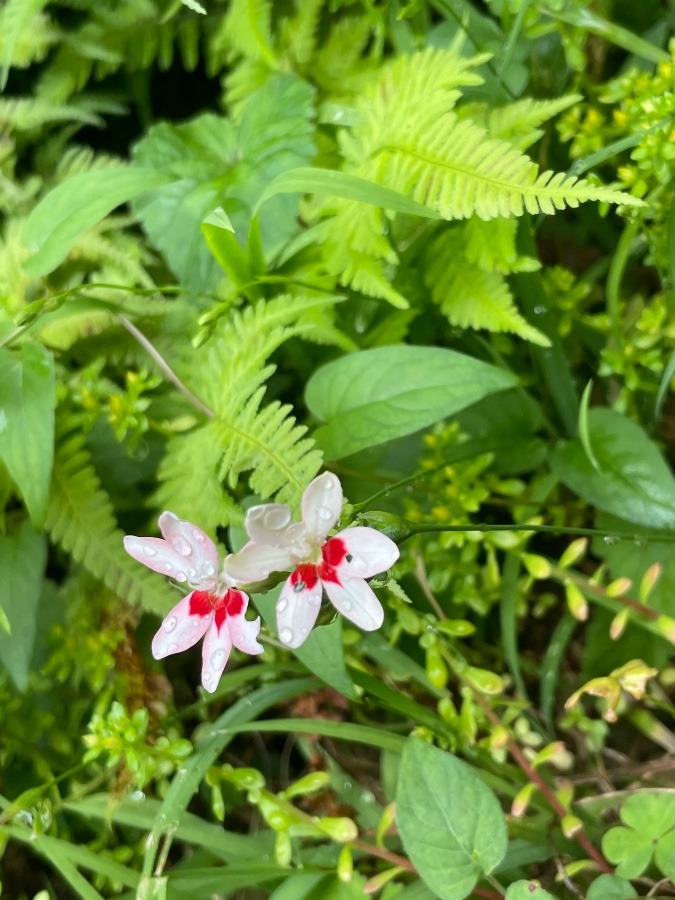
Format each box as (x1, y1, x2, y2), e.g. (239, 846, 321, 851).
(124, 473, 399, 692)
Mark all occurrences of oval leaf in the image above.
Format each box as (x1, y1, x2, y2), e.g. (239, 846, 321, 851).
(396, 737, 507, 900)
(551, 408, 675, 530)
(305, 345, 518, 459)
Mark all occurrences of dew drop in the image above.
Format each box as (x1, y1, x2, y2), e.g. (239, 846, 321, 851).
(203, 672, 212, 684)
(280, 628, 293, 644)
(324, 474, 336, 489)
(293, 581, 306, 593)
(164, 616, 177, 632)
(166, 642, 178, 654)
(211, 649, 225, 668)
(534, 305, 546, 315)
(187, 568, 197, 578)
(164, 563, 173, 572)
(277, 599, 288, 613)
(342, 600, 352, 611)
(318, 506, 333, 520)
(144, 546, 156, 557)
(175, 572, 188, 583)
(308, 593, 321, 606)
(194, 532, 205, 543)
(202, 563, 215, 576)
(173, 536, 192, 556)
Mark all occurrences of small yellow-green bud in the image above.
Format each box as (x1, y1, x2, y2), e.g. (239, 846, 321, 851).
(639, 562, 661, 601)
(318, 816, 358, 843)
(606, 577, 632, 597)
(511, 783, 536, 817)
(565, 581, 588, 621)
(561, 814, 583, 838)
(337, 844, 353, 882)
(559, 538, 588, 569)
(522, 553, 552, 579)
(609, 608, 630, 640)
(282, 771, 330, 800)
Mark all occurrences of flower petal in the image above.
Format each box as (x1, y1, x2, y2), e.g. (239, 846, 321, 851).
(276, 577, 323, 649)
(200, 619, 232, 693)
(158, 511, 219, 581)
(229, 602, 264, 655)
(224, 543, 295, 583)
(151, 592, 212, 660)
(333, 526, 400, 579)
(245, 503, 296, 547)
(301, 472, 343, 542)
(124, 535, 201, 585)
(323, 576, 384, 632)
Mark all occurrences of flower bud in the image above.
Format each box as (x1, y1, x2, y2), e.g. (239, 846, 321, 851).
(436, 619, 475, 637)
(565, 581, 588, 621)
(465, 666, 503, 695)
(639, 562, 661, 601)
(511, 783, 536, 817)
(609, 608, 629, 640)
(282, 771, 330, 800)
(522, 554, 552, 579)
(275, 830, 292, 867)
(425, 646, 448, 689)
(318, 816, 358, 843)
(337, 844, 353, 882)
(559, 538, 588, 569)
(561, 814, 583, 838)
(606, 577, 632, 597)
(376, 802, 397, 847)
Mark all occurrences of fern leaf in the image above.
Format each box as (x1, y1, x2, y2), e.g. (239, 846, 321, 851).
(463, 217, 539, 275)
(283, 0, 324, 68)
(487, 94, 582, 150)
(0, 0, 51, 88)
(224, 0, 277, 67)
(425, 233, 549, 346)
(157, 296, 331, 527)
(0, 97, 103, 130)
(47, 415, 177, 614)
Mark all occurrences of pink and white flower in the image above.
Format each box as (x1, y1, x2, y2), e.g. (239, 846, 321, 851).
(123, 512, 263, 693)
(225, 473, 399, 649)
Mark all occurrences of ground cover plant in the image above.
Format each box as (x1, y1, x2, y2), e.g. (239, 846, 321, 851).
(0, 0, 674, 897)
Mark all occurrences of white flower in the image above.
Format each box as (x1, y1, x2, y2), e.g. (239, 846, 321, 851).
(123, 512, 263, 693)
(225, 473, 399, 649)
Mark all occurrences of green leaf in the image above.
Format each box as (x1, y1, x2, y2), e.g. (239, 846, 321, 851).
(306, 345, 518, 459)
(505, 882, 557, 900)
(655, 828, 675, 881)
(620, 791, 675, 839)
(0, 520, 47, 690)
(22, 166, 170, 277)
(396, 737, 508, 900)
(0, 342, 55, 527)
(602, 826, 652, 879)
(586, 874, 637, 900)
(256, 167, 440, 218)
(551, 408, 675, 530)
(132, 75, 315, 290)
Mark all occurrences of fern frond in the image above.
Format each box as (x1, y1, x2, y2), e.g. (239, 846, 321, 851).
(0, 97, 103, 130)
(0, 0, 53, 87)
(223, 0, 277, 67)
(425, 232, 549, 346)
(283, 0, 324, 68)
(487, 94, 582, 149)
(463, 217, 539, 275)
(157, 295, 332, 526)
(47, 414, 177, 614)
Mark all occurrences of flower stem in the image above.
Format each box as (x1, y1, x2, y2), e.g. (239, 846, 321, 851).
(405, 522, 675, 543)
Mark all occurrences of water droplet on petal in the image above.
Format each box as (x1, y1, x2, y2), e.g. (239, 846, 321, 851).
(203, 672, 212, 684)
(280, 628, 293, 644)
(351, 558, 368, 574)
(211, 649, 225, 668)
(172, 536, 192, 556)
(188, 568, 197, 578)
(144, 546, 156, 556)
(277, 599, 288, 613)
(308, 593, 321, 606)
(324, 475, 336, 489)
(301, 626, 309, 636)
(342, 600, 352, 611)
(175, 572, 187, 583)
(164, 616, 177, 632)
(202, 563, 215, 576)
(293, 581, 306, 593)
(165, 563, 173, 572)
(166, 642, 178, 653)
(194, 532, 205, 543)
(318, 507, 332, 520)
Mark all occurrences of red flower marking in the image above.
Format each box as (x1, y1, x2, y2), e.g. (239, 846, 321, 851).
(189, 590, 214, 617)
(191, 589, 246, 633)
(291, 563, 319, 590)
(322, 537, 347, 567)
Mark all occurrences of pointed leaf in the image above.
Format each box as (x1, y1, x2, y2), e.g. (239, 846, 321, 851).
(0, 342, 55, 526)
(306, 345, 518, 459)
(551, 408, 675, 530)
(0, 521, 47, 690)
(396, 737, 507, 900)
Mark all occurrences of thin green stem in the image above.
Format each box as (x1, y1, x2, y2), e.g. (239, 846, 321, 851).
(405, 522, 675, 543)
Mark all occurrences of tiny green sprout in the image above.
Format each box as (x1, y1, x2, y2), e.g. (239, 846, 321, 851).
(558, 538, 588, 569)
(609, 608, 630, 640)
(281, 771, 330, 800)
(602, 791, 675, 881)
(337, 844, 353, 882)
(606, 577, 632, 598)
(564, 581, 589, 621)
(511, 782, 536, 818)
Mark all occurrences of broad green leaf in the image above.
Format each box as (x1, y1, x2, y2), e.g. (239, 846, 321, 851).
(586, 874, 638, 900)
(306, 346, 518, 459)
(0, 520, 47, 690)
(22, 166, 170, 277)
(132, 75, 315, 290)
(396, 737, 507, 900)
(602, 826, 652, 879)
(0, 342, 55, 526)
(620, 791, 675, 839)
(256, 167, 441, 218)
(505, 883, 557, 900)
(551, 408, 675, 530)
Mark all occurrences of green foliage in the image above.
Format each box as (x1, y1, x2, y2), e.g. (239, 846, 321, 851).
(1, 0, 675, 897)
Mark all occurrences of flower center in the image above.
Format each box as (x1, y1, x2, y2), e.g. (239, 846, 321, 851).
(290, 538, 348, 592)
(189, 588, 245, 632)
